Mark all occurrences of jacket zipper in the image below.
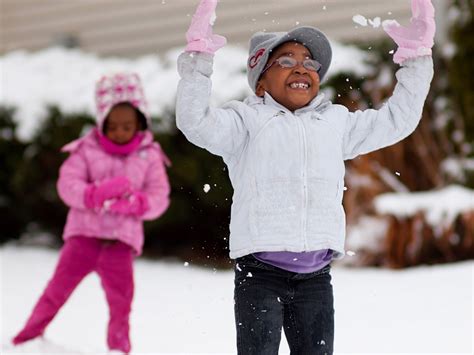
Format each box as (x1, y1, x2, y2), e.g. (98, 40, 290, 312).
(296, 114, 308, 249)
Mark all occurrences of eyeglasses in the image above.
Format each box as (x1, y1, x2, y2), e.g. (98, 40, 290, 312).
(261, 56, 322, 76)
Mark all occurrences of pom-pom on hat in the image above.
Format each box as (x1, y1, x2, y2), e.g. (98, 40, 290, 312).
(247, 26, 332, 92)
(95, 72, 150, 132)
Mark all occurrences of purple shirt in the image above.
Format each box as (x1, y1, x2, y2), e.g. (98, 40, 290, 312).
(253, 249, 333, 273)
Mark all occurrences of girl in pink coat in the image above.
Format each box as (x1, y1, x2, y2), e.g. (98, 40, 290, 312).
(12, 72, 171, 354)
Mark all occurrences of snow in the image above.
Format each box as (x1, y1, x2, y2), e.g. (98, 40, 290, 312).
(374, 185, 474, 226)
(1, 43, 370, 141)
(346, 216, 389, 253)
(376, 166, 409, 192)
(368, 17, 382, 28)
(352, 15, 382, 28)
(1, 244, 472, 354)
(442, 158, 474, 181)
(352, 15, 368, 27)
(442, 42, 457, 58)
(382, 19, 400, 31)
(210, 12, 217, 26)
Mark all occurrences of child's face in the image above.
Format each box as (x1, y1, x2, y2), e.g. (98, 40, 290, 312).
(256, 42, 320, 111)
(105, 105, 139, 145)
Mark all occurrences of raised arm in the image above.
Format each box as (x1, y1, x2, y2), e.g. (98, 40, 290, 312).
(342, 0, 435, 159)
(176, 0, 248, 159)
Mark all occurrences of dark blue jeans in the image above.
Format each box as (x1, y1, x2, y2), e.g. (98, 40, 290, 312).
(234, 255, 334, 355)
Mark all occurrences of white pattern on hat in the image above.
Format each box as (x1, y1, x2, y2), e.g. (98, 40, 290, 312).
(95, 72, 150, 132)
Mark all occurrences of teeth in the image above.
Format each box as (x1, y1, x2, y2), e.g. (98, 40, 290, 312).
(290, 82, 309, 89)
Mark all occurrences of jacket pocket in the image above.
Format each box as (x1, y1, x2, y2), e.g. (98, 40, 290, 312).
(306, 178, 343, 237)
(250, 179, 303, 239)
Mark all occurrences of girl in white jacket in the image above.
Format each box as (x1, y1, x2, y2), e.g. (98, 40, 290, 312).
(177, 1, 435, 353)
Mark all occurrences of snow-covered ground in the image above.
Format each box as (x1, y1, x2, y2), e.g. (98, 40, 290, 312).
(1, 244, 472, 354)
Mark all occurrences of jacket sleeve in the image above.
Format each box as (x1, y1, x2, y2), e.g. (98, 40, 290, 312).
(342, 56, 434, 160)
(140, 148, 171, 221)
(176, 52, 248, 159)
(57, 151, 90, 210)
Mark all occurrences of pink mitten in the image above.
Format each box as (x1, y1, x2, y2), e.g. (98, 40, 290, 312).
(84, 176, 131, 209)
(185, 0, 227, 54)
(109, 191, 149, 217)
(383, 0, 435, 64)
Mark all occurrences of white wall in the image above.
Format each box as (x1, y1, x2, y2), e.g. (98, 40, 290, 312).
(1, 0, 412, 56)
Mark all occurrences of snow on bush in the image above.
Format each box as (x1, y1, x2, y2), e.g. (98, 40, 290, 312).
(1, 43, 370, 141)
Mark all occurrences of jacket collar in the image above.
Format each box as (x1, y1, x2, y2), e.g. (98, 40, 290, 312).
(245, 92, 330, 115)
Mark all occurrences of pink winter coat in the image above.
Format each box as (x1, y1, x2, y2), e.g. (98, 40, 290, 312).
(57, 130, 170, 255)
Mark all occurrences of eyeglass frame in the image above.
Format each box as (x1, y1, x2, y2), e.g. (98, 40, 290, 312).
(260, 55, 323, 77)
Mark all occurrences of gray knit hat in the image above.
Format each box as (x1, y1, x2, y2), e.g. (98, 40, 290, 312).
(247, 26, 332, 92)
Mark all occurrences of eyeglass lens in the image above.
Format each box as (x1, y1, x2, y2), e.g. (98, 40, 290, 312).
(278, 57, 321, 72)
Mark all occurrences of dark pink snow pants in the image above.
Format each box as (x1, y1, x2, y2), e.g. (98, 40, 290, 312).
(12, 236, 134, 353)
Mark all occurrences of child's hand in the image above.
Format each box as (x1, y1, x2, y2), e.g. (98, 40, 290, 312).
(383, 0, 435, 64)
(109, 191, 149, 217)
(84, 176, 132, 209)
(185, 0, 227, 54)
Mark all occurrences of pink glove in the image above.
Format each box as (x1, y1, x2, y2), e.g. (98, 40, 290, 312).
(109, 191, 149, 217)
(185, 0, 227, 54)
(84, 176, 131, 209)
(383, 0, 435, 64)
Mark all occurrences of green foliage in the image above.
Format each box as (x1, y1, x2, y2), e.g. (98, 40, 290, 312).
(437, 0, 474, 187)
(0, 107, 28, 240)
(144, 129, 233, 264)
(449, 0, 474, 147)
(0, 106, 96, 242)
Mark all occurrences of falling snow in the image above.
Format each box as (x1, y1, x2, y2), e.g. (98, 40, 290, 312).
(368, 17, 381, 28)
(352, 14, 368, 27)
(353, 15, 382, 28)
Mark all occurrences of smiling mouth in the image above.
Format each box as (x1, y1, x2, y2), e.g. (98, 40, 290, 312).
(289, 82, 310, 90)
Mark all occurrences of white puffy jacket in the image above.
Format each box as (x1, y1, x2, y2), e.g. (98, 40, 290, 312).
(176, 52, 433, 259)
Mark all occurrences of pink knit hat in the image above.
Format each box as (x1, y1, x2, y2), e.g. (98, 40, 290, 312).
(95, 72, 150, 132)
